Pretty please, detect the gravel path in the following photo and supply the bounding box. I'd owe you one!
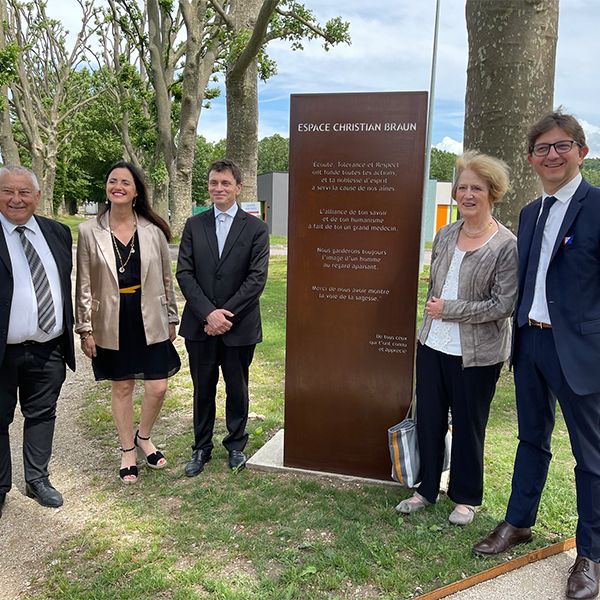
[0,354,103,599]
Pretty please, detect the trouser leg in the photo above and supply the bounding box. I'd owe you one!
[415,343,452,504]
[447,361,502,506]
[221,344,255,452]
[0,347,20,494]
[506,327,557,528]
[186,339,219,454]
[19,343,65,483]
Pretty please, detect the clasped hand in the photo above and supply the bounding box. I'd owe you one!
[204,308,234,336]
[425,296,444,320]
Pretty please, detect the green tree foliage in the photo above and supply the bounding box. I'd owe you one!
[258,134,289,173]
[429,148,456,182]
[582,158,600,187]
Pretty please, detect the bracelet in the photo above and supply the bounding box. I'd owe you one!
[79,330,93,341]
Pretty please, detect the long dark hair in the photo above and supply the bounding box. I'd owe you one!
[101,161,172,242]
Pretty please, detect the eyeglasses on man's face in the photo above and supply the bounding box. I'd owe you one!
[531,140,581,157]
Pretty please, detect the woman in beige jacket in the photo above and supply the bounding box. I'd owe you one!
[76,162,180,483]
[397,151,518,524]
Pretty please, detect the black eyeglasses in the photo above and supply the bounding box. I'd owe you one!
[531,140,581,157]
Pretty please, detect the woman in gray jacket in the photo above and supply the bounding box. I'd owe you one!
[397,151,518,524]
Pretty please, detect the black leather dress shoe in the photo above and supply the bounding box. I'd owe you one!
[473,520,532,556]
[185,449,212,477]
[567,556,600,599]
[228,450,247,471]
[25,478,63,508]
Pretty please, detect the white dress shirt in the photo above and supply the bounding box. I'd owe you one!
[528,173,582,324]
[0,213,64,343]
[214,203,238,256]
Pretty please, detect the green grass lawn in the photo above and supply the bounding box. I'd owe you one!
[28,257,576,600]
[270,234,287,246]
[56,214,87,243]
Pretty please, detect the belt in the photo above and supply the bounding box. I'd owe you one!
[8,338,59,347]
[528,318,552,329]
[119,284,141,294]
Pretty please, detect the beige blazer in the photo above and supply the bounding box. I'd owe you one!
[75,213,178,350]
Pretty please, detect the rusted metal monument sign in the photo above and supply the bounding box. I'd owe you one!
[284,92,428,480]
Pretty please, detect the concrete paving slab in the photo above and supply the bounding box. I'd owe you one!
[247,429,400,488]
[447,548,577,600]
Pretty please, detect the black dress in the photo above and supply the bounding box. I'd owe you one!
[92,231,181,381]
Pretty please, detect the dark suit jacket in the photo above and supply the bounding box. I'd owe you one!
[176,207,269,346]
[0,215,75,370]
[514,178,600,395]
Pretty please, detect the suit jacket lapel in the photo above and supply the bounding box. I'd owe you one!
[36,216,69,285]
[219,208,247,265]
[137,216,151,284]
[95,213,119,286]
[517,199,541,288]
[0,227,11,274]
[202,210,220,264]
[549,181,586,261]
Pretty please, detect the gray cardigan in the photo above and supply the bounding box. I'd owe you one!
[418,219,518,367]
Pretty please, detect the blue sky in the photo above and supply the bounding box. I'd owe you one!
[50,0,600,156]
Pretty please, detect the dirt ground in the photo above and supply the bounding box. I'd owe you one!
[0,355,105,599]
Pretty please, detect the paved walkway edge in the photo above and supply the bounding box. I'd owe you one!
[421,536,576,599]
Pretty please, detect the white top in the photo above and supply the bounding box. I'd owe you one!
[425,248,465,356]
[0,213,64,343]
[528,173,582,324]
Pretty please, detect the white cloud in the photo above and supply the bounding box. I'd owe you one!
[580,120,600,159]
[435,137,463,155]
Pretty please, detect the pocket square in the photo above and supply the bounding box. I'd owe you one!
[563,236,573,246]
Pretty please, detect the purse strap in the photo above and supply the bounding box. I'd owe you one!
[408,390,417,421]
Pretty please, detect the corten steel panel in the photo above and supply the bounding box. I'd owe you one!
[284,92,428,480]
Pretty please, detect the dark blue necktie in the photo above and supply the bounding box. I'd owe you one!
[517,196,558,327]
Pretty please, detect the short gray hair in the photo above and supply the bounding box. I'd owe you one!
[0,165,40,191]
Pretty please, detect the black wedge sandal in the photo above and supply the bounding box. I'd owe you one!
[119,446,139,484]
[134,430,167,469]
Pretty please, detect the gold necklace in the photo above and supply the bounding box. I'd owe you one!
[462,220,494,239]
[110,217,137,273]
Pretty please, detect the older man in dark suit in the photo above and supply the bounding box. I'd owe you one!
[474,111,600,599]
[0,165,75,516]
[177,159,269,475]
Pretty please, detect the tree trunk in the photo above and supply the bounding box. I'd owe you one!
[464,0,559,232]
[30,152,49,215]
[0,0,19,164]
[169,0,219,238]
[43,146,58,215]
[152,177,169,223]
[226,58,259,202]
[224,0,267,203]
[0,91,19,165]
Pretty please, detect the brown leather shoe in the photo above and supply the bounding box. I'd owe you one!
[473,520,532,556]
[567,556,600,599]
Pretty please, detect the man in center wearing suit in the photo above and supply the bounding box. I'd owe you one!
[177,158,269,475]
[474,111,600,599]
[0,165,75,517]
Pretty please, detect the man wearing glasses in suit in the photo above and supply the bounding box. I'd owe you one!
[474,111,600,600]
